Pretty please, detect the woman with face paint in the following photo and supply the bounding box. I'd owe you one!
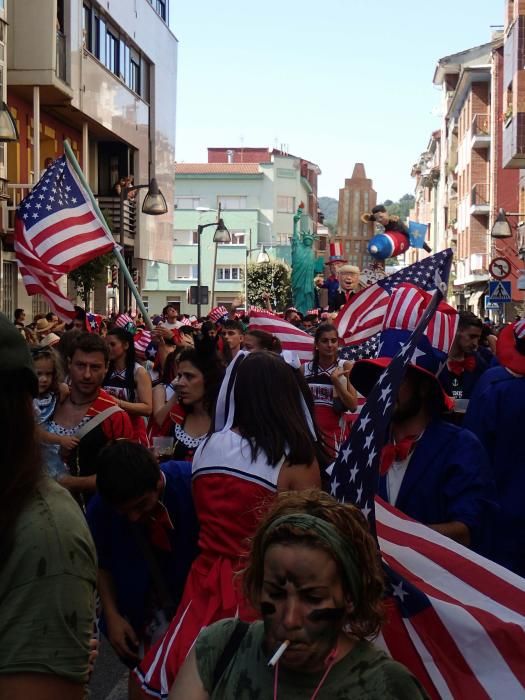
[133,354,324,699]
[170,490,428,700]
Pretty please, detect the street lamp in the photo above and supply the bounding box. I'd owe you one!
[196,204,231,317]
[119,178,168,311]
[491,208,513,239]
[0,102,19,142]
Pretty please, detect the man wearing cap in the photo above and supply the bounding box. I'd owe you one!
[463,319,525,575]
[50,333,134,502]
[329,264,360,312]
[350,286,494,550]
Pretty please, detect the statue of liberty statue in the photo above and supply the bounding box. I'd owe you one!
[291,203,316,315]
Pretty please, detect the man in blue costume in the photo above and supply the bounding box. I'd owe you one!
[87,441,198,668]
[463,319,525,576]
[350,292,494,552]
[437,311,489,401]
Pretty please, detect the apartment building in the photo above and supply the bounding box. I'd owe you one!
[143,147,321,315]
[335,163,377,269]
[409,25,525,317]
[0,0,176,318]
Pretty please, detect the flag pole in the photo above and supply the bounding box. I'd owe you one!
[62,140,153,331]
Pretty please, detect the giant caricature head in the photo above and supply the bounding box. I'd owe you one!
[338,264,360,292]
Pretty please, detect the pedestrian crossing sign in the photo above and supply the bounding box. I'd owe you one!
[488,280,511,302]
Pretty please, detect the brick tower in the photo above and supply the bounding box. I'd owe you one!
[336,163,377,269]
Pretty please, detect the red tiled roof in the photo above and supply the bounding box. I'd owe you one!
[175,163,261,174]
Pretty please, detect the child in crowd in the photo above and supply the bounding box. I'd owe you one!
[32,347,77,478]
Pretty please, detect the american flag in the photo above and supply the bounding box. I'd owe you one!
[209,305,229,324]
[337,249,453,361]
[248,308,313,364]
[329,281,525,697]
[15,155,114,320]
[86,312,103,333]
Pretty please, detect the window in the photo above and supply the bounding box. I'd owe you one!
[83,2,150,102]
[220,229,245,245]
[173,229,195,245]
[168,265,198,280]
[83,5,92,51]
[106,30,119,75]
[277,195,295,213]
[175,196,200,209]
[156,0,167,21]
[148,0,168,23]
[95,15,106,63]
[317,237,327,252]
[165,297,180,313]
[274,233,290,245]
[129,48,140,94]
[216,266,244,281]
[218,196,247,210]
[141,295,149,311]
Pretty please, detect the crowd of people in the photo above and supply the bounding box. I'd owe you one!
[1,263,524,699]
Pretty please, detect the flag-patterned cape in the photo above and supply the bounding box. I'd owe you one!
[14,155,114,320]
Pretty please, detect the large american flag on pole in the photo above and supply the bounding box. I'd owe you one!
[15,155,115,319]
[329,272,525,697]
[337,249,453,361]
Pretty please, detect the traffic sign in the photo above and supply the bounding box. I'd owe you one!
[489,256,511,280]
[488,280,512,302]
[484,295,500,311]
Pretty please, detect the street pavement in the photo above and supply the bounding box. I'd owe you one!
[89,637,129,700]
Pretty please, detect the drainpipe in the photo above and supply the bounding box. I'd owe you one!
[33,86,40,183]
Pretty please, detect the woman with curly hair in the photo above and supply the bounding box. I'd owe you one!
[170,489,428,699]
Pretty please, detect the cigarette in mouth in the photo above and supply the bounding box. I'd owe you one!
[268,640,290,667]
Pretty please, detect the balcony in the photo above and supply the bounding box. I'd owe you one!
[471,113,490,149]
[8,0,73,104]
[97,197,137,246]
[470,183,490,215]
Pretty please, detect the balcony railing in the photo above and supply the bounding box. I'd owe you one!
[6,183,32,232]
[56,32,66,82]
[97,196,137,241]
[471,113,490,147]
[470,183,490,214]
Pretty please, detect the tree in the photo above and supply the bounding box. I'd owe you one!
[385,194,415,220]
[247,260,291,311]
[68,253,115,308]
[68,209,114,307]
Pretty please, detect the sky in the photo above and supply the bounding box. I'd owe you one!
[169,0,499,202]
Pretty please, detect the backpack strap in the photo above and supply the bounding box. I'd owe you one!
[76,404,122,440]
[211,620,250,690]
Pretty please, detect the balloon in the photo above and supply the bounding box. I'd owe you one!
[367,231,410,260]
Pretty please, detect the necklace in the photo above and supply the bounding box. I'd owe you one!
[69,395,94,407]
[272,646,338,700]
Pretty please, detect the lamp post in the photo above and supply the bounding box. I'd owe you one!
[119,178,167,312]
[196,203,231,317]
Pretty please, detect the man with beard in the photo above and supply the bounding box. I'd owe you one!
[437,311,488,401]
[350,336,494,551]
[50,333,134,503]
